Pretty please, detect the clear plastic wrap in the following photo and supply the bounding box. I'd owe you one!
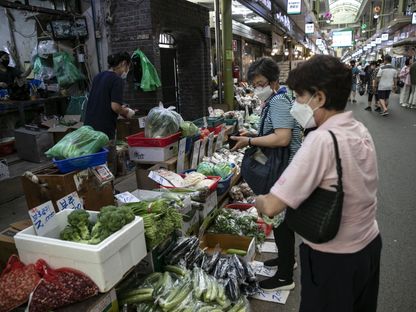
[144,103,183,138]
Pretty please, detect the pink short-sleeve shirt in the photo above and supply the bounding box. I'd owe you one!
[271,111,380,253]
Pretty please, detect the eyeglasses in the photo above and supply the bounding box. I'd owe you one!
[252,80,269,88]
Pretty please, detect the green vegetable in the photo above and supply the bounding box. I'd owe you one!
[59,225,89,243]
[145,105,183,138]
[226,249,247,256]
[66,209,91,240]
[164,265,187,277]
[45,125,109,159]
[180,121,199,137]
[213,162,233,179]
[119,292,154,305]
[119,287,154,299]
[159,278,192,311]
[196,162,215,176]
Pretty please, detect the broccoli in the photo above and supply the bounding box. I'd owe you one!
[60,225,89,243]
[67,209,91,240]
[118,206,135,224]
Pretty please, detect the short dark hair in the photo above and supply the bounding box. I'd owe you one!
[405,58,410,66]
[247,57,280,83]
[350,60,356,66]
[384,54,392,63]
[286,55,351,111]
[370,61,377,66]
[107,52,131,68]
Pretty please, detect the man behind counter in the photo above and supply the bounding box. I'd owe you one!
[0,50,32,90]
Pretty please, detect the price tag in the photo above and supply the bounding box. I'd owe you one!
[138,117,146,128]
[115,191,140,204]
[191,139,201,169]
[215,127,225,151]
[199,138,207,163]
[238,116,244,129]
[207,132,215,157]
[28,201,58,236]
[176,137,187,173]
[203,116,208,128]
[56,192,83,211]
[208,106,214,117]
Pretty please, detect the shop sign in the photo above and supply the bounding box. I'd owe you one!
[393,36,399,42]
[371,41,376,47]
[56,192,83,211]
[400,32,407,39]
[232,40,238,52]
[305,23,314,34]
[176,138,187,173]
[412,12,416,25]
[28,201,57,236]
[316,39,323,46]
[287,0,301,15]
[381,33,389,41]
[376,38,382,44]
[258,0,272,10]
[275,10,293,33]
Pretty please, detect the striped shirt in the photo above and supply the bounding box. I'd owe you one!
[259,89,302,161]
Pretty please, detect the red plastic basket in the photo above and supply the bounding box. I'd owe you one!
[208,124,223,135]
[225,203,272,236]
[161,174,221,192]
[126,132,181,147]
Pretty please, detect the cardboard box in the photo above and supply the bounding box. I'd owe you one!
[10,219,32,231]
[129,142,178,163]
[199,191,218,220]
[15,210,147,293]
[14,126,54,163]
[42,115,83,144]
[0,227,19,271]
[182,208,199,235]
[56,288,119,312]
[21,165,115,212]
[135,158,178,190]
[116,116,145,141]
[200,233,256,262]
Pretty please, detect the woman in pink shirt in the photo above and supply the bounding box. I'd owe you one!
[256,55,381,312]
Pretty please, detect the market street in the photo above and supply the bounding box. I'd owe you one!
[250,92,416,312]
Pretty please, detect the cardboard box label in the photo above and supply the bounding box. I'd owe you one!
[199,138,207,163]
[115,192,140,204]
[28,201,58,236]
[138,117,146,128]
[191,140,201,169]
[176,138,187,173]
[57,192,83,211]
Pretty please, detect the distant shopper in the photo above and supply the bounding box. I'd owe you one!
[256,55,381,312]
[408,60,416,109]
[365,61,379,111]
[348,60,360,103]
[376,55,397,116]
[399,58,412,108]
[84,52,135,139]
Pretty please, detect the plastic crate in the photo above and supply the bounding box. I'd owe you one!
[53,148,109,173]
[208,124,223,135]
[216,172,234,196]
[225,203,272,236]
[193,117,225,128]
[126,131,181,147]
[224,118,237,126]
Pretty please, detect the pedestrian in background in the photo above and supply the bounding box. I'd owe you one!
[255,55,381,312]
[408,59,416,109]
[348,60,360,103]
[365,61,379,111]
[230,57,302,292]
[376,55,397,116]
[399,58,412,108]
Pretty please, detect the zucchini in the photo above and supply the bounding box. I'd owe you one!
[209,279,218,302]
[119,287,153,299]
[119,292,153,305]
[164,265,188,277]
[159,281,192,311]
[226,249,247,256]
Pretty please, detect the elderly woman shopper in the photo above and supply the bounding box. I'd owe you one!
[230,57,302,291]
[255,55,381,312]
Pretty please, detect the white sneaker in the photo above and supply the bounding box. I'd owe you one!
[401,103,409,108]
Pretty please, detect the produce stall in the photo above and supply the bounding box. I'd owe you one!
[1,103,291,311]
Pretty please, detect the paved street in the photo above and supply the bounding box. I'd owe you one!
[250,92,416,311]
[0,92,415,311]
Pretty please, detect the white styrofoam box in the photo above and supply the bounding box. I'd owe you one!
[129,142,178,163]
[199,191,218,220]
[14,210,147,293]
[182,208,199,234]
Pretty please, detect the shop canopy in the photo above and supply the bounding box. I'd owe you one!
[329,0,363,24]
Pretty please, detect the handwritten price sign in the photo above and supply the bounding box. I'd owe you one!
[28,201,57,236]
[57,192,83,211]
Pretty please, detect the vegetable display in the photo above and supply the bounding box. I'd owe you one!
[123,197,183,250]
[59,207,135,245]
[145,104,184,138]
[45,126,109,159]
[229,183,255,204]
[180,121,199,137]
[197,162,233,179]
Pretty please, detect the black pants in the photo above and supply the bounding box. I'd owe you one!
[368,92,379,102]
[274,219,295,281]
[299,235,382,312]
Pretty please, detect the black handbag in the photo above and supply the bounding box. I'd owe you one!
[286,130,344,244]
[397,80,404,88]
[241,93,291,195]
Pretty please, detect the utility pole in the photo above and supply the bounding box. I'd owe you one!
[221,0,234,111]
[214,0,222,105]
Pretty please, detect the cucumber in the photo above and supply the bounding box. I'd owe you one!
[119,287,153,299]
[119,292,153,305]
[164,265,188,277]
[160,281,192,311]
[226,249,247,256]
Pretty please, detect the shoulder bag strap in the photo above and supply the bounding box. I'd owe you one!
[328,130,343,189]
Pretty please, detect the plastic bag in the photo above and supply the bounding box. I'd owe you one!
[53,52,84,87]
[132,49,161,92]
[28,259,99,312]
[145,102,184,138]
[33,56,55,81]
[45,125,109,159]
[0,255,40,312]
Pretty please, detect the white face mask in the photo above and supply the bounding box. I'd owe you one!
[121,71,128,79]
[290,94,320,129]
[254,85,274,102]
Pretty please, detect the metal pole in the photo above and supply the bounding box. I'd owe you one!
[221,0,234,111]
[214,0,222,105]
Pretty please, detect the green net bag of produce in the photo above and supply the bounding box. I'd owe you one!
[45,126,109,159]
[53,52,84,87]
[145,102,184,138]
